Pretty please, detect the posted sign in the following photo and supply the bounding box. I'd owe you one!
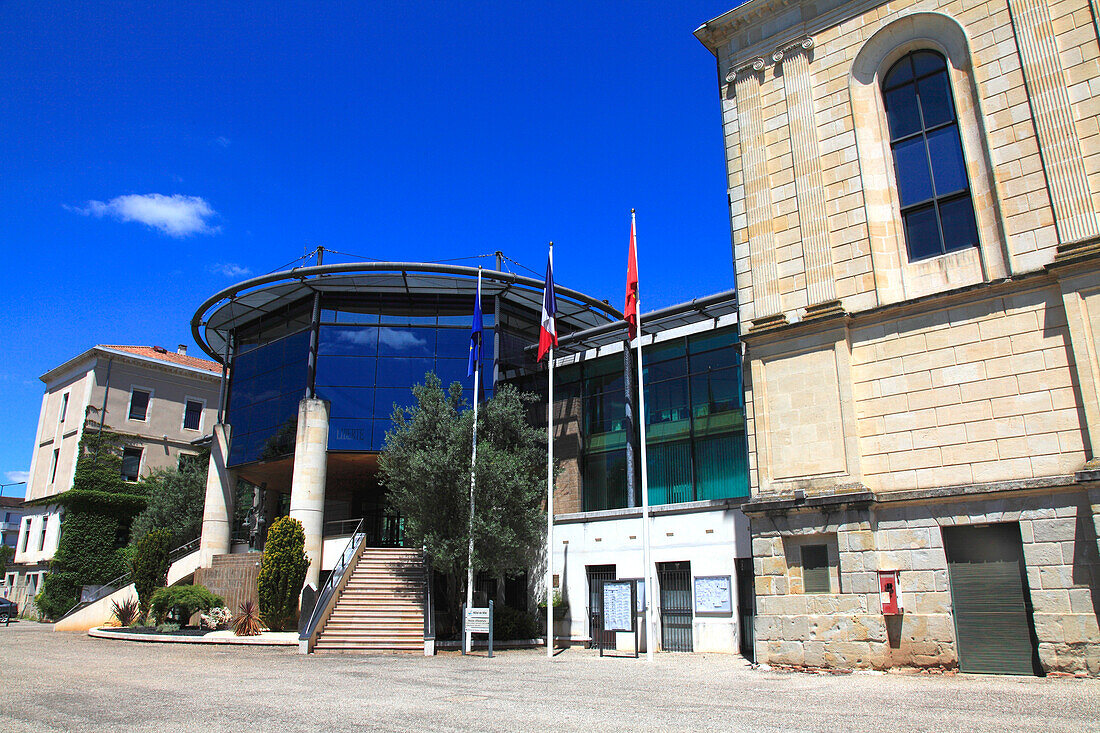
[465,606,491,634]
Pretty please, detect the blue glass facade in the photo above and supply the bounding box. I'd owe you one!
[226,294,499,466]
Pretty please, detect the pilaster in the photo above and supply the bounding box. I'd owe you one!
[775,37,839,311]
[1008,0,1099,244]
[733,59,785,324]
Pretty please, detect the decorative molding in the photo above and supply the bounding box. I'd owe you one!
[772,36,814,63]
[725,56,766,84]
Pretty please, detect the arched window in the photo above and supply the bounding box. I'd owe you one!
[882,50,979,261]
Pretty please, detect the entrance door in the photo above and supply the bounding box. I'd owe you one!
[735,557,755,662]
[657,561,693,652]
[586,565,616,650]
[943,523,1040,675]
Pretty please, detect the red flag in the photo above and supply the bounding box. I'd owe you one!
[625,211,638,340]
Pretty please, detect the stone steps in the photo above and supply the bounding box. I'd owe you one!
[313,547,426,653]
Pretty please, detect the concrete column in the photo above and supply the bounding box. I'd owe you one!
[289,397,330,592]
[199,424,235,568]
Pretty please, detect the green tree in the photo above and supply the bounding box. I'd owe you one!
[130,450,209,550]
[379,374,544,633]
[131,529,172,621]
[0,544,11,578]
[257,516,308,631]
[35,414,147,620]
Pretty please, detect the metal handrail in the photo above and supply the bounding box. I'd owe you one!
[54,535,204,622]
[299,517,366,643]
[423,546,435,643]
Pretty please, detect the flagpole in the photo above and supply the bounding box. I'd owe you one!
[632,210,655,662]
[465,267,481,655]
[546,243,555,659]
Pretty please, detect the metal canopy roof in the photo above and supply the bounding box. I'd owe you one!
[192,262,622,362]
[544,289,739,357]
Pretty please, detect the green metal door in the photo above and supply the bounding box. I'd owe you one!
[943,524,1040,675]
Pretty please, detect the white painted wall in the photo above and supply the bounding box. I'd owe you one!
[551,504,750,653]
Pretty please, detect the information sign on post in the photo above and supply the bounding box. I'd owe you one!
[599,580,639,658]
[461,600,495,658]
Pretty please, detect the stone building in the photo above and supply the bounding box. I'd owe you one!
[696,0,1100,674]
[11,344,219,613]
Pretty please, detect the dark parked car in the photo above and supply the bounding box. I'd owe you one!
[0,597,17,624]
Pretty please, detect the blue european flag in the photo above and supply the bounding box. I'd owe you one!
[467,275,483,379]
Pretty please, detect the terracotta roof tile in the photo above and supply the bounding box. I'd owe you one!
[100,345,221,374]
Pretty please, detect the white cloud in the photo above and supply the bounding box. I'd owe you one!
[67,193,219,237]
[378,328,429,352]
[215,136,231,148]
[4,470,29,485]
[210,263,252,278]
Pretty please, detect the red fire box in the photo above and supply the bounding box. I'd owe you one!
[878,570,902,615]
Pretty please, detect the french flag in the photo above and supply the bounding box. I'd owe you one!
[537,248,557,361]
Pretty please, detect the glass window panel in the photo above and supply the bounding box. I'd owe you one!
[687,329,737,354]
[375,387,418,416]
[436,328,473,357]
[884,84,921,139]
[316,355,377,387]
[437,313,472,326]
[802,545,831,593]
[912,50,946,77]
[334,304,381,324]
[317,386,375,419]
[645,376,691,433]
[917,71,954,128]
[927,126,968,197]
[329,418,372,450]
[372,419,395,451]
[128,390,150,421]
[892,136,934,207]
[644,357,687,384]
[377,327,434,356]
[647,441,692,506]
[183,400,203,430]
[939,195,980,252]
[121,448,142,481]
[691,366,743,419]
[694,434,749,500]
[585,388,626,437]
[904,205,943,260]
[882,57,913,88]
[642,339,686,366]
[688,348,737,374]
[319,326,378,356]
[435,358,469,388]
[376,357,436,387]
[583,450,628,512]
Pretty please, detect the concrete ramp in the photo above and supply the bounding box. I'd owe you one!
[54,548,204,632]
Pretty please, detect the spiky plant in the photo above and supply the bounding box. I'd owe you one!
[112,597,140,627]
[233,600,262,636]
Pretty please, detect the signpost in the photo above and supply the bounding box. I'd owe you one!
[461,600,495,658]
[599,580,639,658]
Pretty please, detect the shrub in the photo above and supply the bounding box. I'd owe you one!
[112,597,140,627]
[257,517,308,631]
[200,606,233,630]
[131,529,172,621]
[150,585,223,625]
[492,605,539,641]
[130,454,208,549]
[233,600,263,636]
[155,622,180,633]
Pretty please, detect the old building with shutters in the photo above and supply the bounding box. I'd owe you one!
[696,0,1100,674]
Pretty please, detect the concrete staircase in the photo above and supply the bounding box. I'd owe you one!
[313,547,426,652]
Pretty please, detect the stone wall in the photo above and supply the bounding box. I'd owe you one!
[751,486,1100,674]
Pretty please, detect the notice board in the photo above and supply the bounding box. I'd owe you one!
[694,575,733,615]
[601,580,636,632]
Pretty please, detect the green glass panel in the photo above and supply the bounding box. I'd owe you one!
[694,433,749,500]
[688,329,737,354]
[647,441,692,506]
[583,450,628,512]
[644,376,690,441]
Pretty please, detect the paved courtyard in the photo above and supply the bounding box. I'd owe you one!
[1,622,1097,732]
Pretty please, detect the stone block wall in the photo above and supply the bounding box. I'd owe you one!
[194,553,262,614]
[751,488,1100,674]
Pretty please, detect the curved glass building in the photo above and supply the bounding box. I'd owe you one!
[191,261,618,586]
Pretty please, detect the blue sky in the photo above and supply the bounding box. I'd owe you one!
[0,1,744,496]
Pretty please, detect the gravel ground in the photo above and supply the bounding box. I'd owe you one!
[2,621,1097,733]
